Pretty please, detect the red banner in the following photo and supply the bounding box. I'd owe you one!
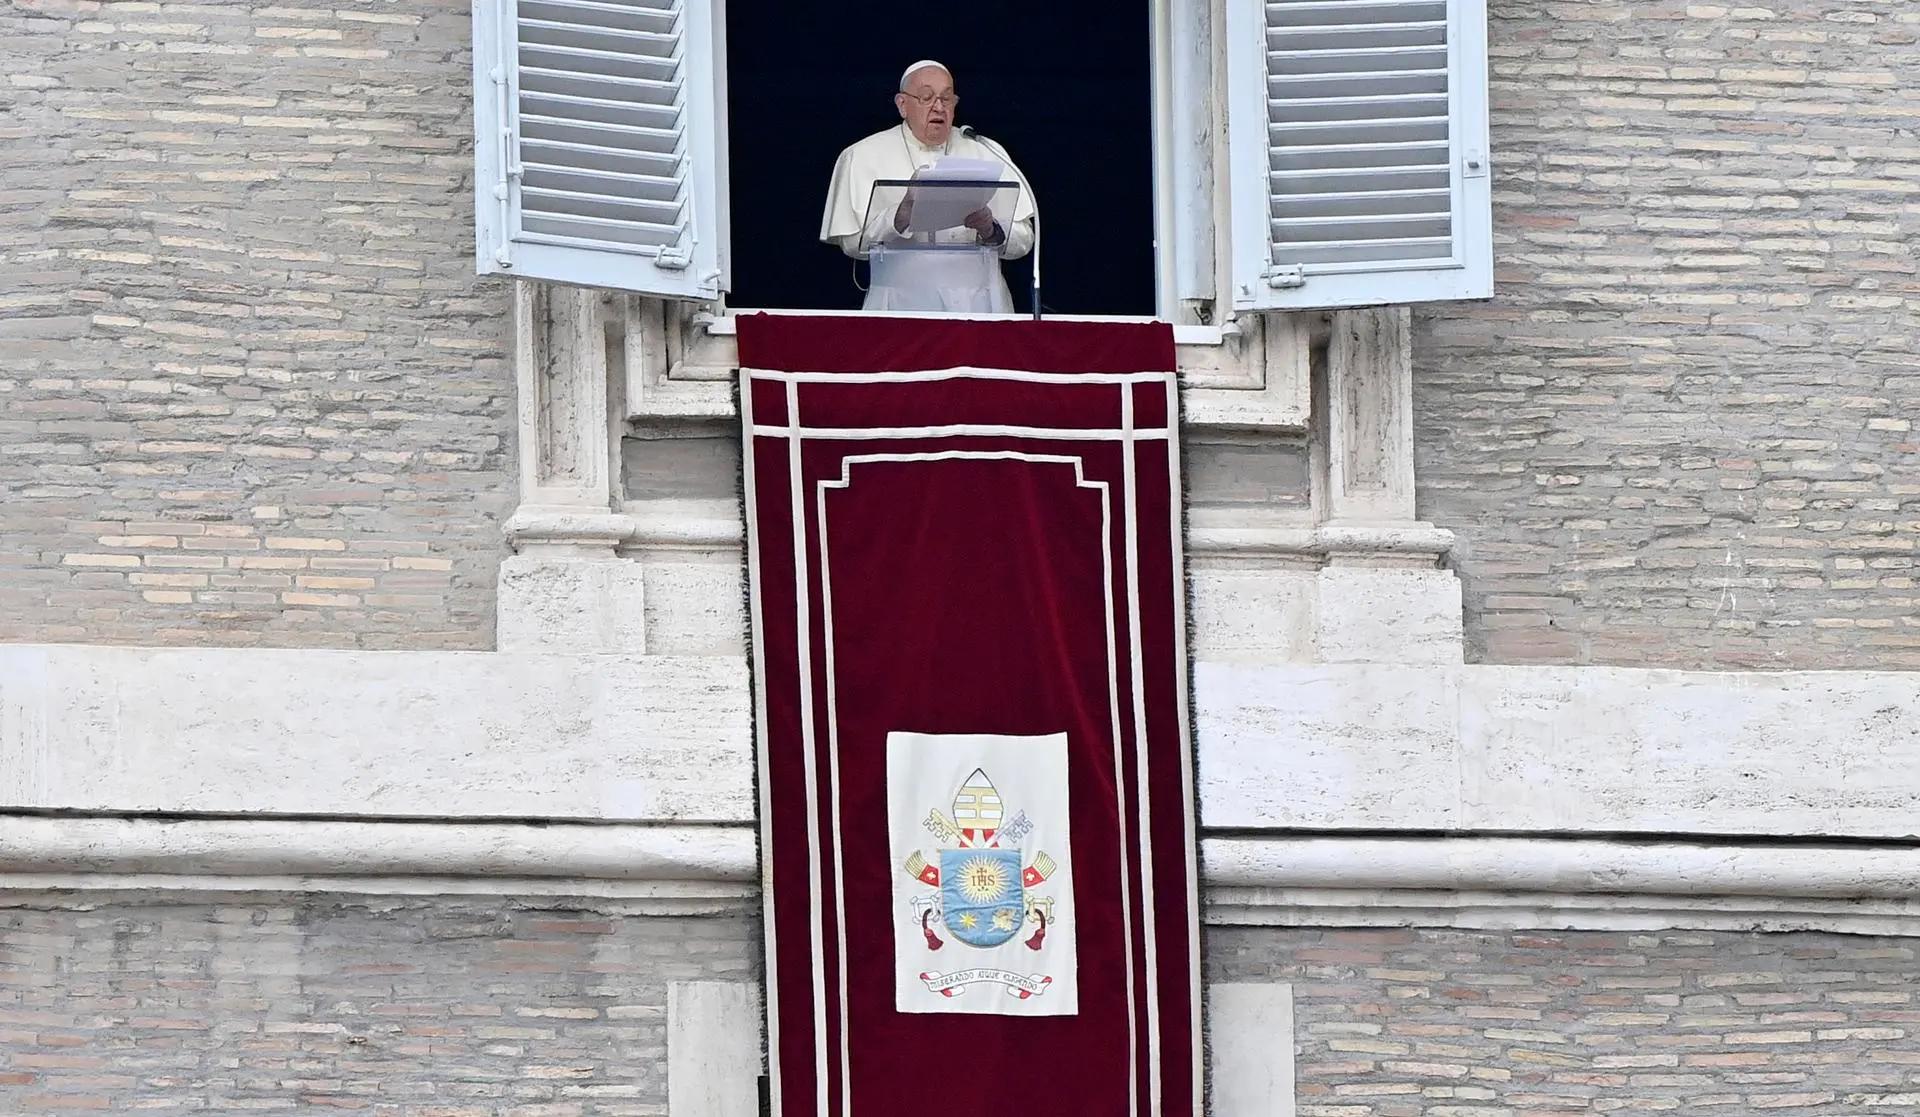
[741,315,1199,1117]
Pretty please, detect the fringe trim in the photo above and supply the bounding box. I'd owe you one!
[732,371,776,1115]
[1176,367,1213,1116]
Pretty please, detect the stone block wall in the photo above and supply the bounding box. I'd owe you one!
[0,0,512,650]
[0,895,759,1114]
[1418,0,1920,669]
[1211,925,1920,1116]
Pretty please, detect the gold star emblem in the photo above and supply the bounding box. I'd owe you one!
[959,912,978,929]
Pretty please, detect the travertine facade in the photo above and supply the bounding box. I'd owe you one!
[3,1,1918,1115]
[1,0,511,650]
[1420,0,1920,669]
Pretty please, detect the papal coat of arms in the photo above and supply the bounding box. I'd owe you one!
[901,767,1061,999]
[886,731,1077,1016]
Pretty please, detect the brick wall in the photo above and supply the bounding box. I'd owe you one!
[0,895,758,1114]
[1210,925,1920,1115]
[0,0,512,650]
[1418,0,1920,669]
[10,0,1917,665]
[7,905,1915,1114]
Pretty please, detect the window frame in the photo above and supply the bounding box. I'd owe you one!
[475,0,1493,322]
[711,0,1222,330]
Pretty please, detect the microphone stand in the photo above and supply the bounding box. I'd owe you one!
[960,125,1041,321]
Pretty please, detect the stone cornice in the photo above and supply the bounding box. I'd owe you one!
[7,819,1917,933]
[505,504,1458,562]
[502,507,633,548]
[1186,521,1455,561]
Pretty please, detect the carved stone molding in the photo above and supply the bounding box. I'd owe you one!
[622,299,1313,430]
[1323,306,1416,525]
[622,295,734,420]
[513,281,619,515]
[0,816,757,881]
[515,289,1462,659]
[503,282,648,651]
[1203,836,1920,935]
[1296,305,1463,660]
[1187,521,1455,561]
[503,508,633,551]
[11,818,1918,935]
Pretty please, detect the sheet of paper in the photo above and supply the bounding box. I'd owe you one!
[904,156,1006,233]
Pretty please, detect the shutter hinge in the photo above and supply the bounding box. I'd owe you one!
[1266,264,1305,289]
[654,243,693,271]
[1463,147,1489,180]
[489,65,514,268]
[493,134,519,269]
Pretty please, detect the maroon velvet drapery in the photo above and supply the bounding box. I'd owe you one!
[741,314,1199,1117]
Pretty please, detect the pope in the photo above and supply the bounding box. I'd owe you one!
[819,60,1037,313]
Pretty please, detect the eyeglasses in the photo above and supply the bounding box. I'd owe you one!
[901,91,960,108]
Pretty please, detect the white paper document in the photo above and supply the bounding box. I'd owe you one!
[904,156,1006,233]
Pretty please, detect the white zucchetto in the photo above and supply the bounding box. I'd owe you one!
[898,60,951,90]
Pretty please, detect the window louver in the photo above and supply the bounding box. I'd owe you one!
[1228,0,1491,309]
[474,0,726,299]
[516,0,687,256]
[1266,0,1453,268]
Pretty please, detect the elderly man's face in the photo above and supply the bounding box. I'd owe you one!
[895,66,957,147]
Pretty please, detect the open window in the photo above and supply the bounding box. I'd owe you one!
[472,0,1492,315]
[720,6,1158,317]
[1224,0,1493,309]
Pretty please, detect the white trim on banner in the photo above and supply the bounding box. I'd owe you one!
[746,366,1175,385]
[753,424,1172,442]
[813,457,856,1112]
[784,379,832,1117]
[747,366,1187,1117]
[1120,387,1163,1110]
[815,450,1139,1112]
[738,377,786,1117]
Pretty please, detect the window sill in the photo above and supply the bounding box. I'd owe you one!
[698,308,1235,348]
[621,297,1311,431]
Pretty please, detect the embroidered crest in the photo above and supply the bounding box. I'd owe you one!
[901,767,1061,996]
[887,731,1078,1016]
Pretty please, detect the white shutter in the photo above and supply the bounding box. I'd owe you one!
[1226,0,1490,310]
[473,0,729,300]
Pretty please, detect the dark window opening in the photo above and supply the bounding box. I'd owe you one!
[724,2,1156,316]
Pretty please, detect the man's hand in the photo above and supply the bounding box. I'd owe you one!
[964,207,1003,245]
[893,192,915,234]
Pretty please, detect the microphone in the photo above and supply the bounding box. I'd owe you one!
[959,125,1041,321]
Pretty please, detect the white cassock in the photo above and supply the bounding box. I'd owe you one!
[820,124,1037,313]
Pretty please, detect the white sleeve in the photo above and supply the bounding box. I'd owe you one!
[970,138,1037,260]
[997,215,1034,261]
[820,146,869,255]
